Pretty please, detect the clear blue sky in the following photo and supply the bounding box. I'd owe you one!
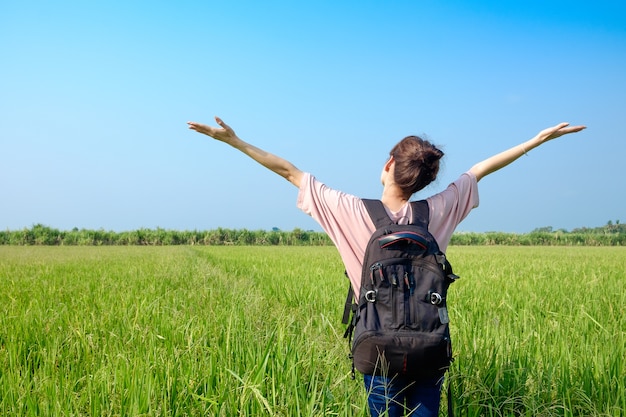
[1,0,624,233]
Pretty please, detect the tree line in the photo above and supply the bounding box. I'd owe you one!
[1,222,624,246]
[0,225,332,246]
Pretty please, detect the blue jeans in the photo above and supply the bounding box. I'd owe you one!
[363,374,443,417]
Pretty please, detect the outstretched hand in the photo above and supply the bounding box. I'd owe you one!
[187,115,303,187]
[469,121,587,181]
[539,122,586,142]
[187,116,238,144]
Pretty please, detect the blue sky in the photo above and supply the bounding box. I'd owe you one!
[1,0,624,233]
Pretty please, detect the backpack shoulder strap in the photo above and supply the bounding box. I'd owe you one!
[343,198,389,349]
[363,198,430,227]
[409,200,430,226]
[362,199,392,228]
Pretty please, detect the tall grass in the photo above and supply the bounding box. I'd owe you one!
[447,246,625,416]
[0,246,362,416]
[0,246,623,416]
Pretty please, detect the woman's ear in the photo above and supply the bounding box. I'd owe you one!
[384,156,395,172]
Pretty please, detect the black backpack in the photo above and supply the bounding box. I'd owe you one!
[343,199,459,378]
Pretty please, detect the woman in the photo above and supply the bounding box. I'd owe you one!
[187,117,585,417]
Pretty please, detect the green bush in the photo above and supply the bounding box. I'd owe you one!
[2,224,624,246]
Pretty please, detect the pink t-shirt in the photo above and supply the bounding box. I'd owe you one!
[296,172,479,297]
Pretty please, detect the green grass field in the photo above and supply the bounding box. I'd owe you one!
[0,246,624,416]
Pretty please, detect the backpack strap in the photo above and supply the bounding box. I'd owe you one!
[341,278,355,325]
[342,272,358,380]
[362,199,393,227]
[362,198,429,227]
[343,199,390,329]
[409,200,430,227]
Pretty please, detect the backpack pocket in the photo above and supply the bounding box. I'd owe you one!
[405,263,449,332]
[367,260,446,331]
[352,330,452,377]
[363,262,408,330]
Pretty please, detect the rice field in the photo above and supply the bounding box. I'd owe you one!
[0,245,624,416]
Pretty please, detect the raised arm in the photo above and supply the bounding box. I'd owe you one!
[187,116,304,188]
[469,122,586,182]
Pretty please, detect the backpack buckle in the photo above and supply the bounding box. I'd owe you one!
[429,291,443,305]
[365,290,377,303]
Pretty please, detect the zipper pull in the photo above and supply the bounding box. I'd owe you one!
[370,262,383,285]
[408,271,415,295]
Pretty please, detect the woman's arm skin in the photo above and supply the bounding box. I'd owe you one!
[187,116,304,188]
[469,122,586,182]
[189,117,585,186]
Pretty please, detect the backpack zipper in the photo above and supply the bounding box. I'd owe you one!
[369,262,384,285]
[372,257,443,277]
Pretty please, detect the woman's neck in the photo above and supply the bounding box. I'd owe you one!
[381,184,409,212]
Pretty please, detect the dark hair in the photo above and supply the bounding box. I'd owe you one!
[389,135,444,197]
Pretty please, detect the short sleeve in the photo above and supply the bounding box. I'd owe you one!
[297,173,375,296]
[426,172,479,252]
